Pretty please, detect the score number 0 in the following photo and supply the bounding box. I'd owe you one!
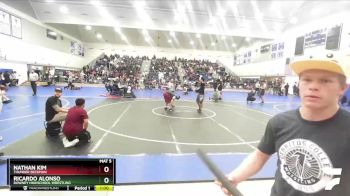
[103,166,110,184]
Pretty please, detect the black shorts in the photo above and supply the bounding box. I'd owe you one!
[196,94,204,103]
[259,89,265,96]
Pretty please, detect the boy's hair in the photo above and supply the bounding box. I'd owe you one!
[75,98,85,106]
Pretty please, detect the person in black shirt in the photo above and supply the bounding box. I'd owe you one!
[3,72,10,86]
[284,82,289,96]
[212,79,218,91]
[217,79,223,100]
[195,77,205,113]
[45,88,68,123]
[246,89,256,104]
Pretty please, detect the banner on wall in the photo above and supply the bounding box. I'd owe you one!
[11,15,22,39]
[70,41,84,57]
[0,9,11,35]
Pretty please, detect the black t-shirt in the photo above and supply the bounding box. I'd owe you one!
[213,81,218,90]
[247,91,255,99]
[258,108,350,196]
[45,96,62,121]
[196,82,205,95]
[218,82,223,91]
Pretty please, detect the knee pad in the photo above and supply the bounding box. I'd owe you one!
[45,122,61,137]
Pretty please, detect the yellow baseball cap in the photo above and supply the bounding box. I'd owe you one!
[290,59,346,76]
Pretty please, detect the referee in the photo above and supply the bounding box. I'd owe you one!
[29,69,39,96]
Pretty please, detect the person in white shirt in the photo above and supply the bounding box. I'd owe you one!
[259,81,267,103]
[255,81,261,96]
[29,70,39,96]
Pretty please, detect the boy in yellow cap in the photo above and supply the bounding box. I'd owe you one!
[218,55,350,196]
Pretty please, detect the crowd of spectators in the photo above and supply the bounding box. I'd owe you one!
[0,53,294,99]
[142,56,232,92]
[178,58,228,91]
[47,53,238,93]
[144,55,180,89]
[82,54,145,89]
[0,71,19,87]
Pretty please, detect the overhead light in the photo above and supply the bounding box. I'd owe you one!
[59,6,68,13]
[85,25,92,30]
[209,17,216,25]
[170,31,175,37]
[289,17,298,24]
[45,0,55,2]
[256,12,263,20]
[90,0,101,7]
[217,8,226,16]
[48,31,57,36]
[96,33,102,39]
[196,33,201,38]
[177,5,185,13]
[185,1,192,10]
[190,40,194,45]
[174,15,182,23]
[142,29,148,35]
[311,7,322,16]
[168,39,172,43]
[231,43,237,48]
[245,37,251,42]
[221,35,226,40]
[271,1,281,10]
[273,25,281,32]
[134,1,146,9]
[114,26,120,32]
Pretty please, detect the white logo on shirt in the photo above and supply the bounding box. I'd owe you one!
[279,139,333,193]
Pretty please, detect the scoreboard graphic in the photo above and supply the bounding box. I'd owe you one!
[8,158,115,191]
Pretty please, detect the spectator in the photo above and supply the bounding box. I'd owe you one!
[293,82,299,96]
[3,71,10,86]
[284,82,289,96]
[10,71,19,86]
[0,73,5,85]
[0,85,12,104]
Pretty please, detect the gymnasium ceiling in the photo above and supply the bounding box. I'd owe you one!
[1,0,350,52]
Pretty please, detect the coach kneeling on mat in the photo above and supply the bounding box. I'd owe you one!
[45,88,68,137]
[62,98,91,148]
[46,88,69,122]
